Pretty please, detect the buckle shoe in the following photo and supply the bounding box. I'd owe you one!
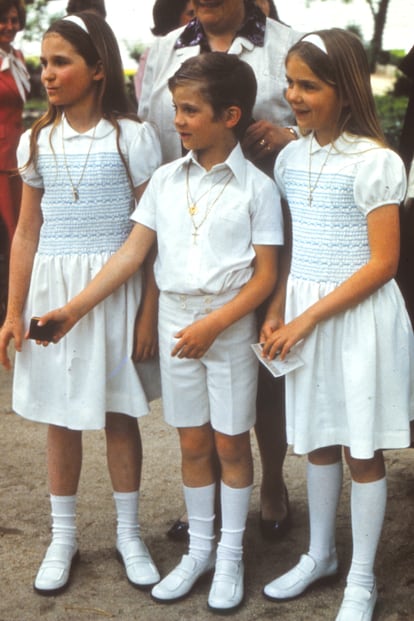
[263,553,338,601]
[34,542,79,595]
[335,582,378,621]
[151,553,215,602]
[208,559,244,612]
[117,538,160,589]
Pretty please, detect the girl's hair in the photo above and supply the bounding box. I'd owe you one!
[151,0,192,36]
[168,52,257,140]
[66,0,106,18]
[27,12,137,185]
[0,0,26,29]
[287,28,386,144]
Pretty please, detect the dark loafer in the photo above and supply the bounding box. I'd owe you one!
[166,519,189,543]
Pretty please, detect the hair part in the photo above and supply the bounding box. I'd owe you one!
[287,28,386,144]
[168,52,257,140]
[0,0,26,29]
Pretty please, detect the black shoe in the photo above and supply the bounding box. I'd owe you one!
[260,488,292,542]
[166,519,189,543]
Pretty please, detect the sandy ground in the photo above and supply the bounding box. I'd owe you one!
[0,358,414,621]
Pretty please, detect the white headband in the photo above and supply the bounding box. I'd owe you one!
[63,15,89,34]
[301,34,328,55]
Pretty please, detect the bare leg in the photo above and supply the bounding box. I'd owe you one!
[47,424,82,495]
[105,412,142,492]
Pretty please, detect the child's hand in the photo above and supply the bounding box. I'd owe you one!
[171,316,220,359]
[132,314,158,362]
[259,316,284,343]
[0,316,24,370]
[262,313,315,360]
[33,305,80,344]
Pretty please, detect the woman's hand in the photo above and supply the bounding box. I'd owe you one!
[242,121,296,162]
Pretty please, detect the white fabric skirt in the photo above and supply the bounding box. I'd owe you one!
[285,276,414,458]
[13,253,155,430]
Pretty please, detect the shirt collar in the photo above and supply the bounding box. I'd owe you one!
[174,1,266,51]
[61,114,113,140]
[175,143,247,186]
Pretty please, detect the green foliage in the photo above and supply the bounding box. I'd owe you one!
[23,0,64,43]
[375,94,408,149]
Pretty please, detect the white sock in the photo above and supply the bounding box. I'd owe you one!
[217,481,252,563]
[307,461,343,562]
[347,477,387,591]
[184,483,216,562]
[113,490,140,550]
[50,494,77,548]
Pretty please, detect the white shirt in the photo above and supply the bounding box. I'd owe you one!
[132,143,283,295]
[138,18,301,163]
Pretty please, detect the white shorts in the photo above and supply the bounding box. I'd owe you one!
[158,291,258,435]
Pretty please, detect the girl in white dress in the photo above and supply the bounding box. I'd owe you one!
[261,29,414,621]
[0,13,161,595]
[29,52,283,612]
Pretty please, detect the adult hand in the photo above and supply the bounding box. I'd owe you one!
[242,120,296,162]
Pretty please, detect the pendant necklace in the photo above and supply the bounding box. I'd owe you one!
[61,121,97,202]
[186,161,233,244]
[308,133,333,208]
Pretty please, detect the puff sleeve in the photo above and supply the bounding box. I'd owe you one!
[354,147,407,216]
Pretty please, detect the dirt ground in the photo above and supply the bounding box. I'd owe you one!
[1,360,413,621]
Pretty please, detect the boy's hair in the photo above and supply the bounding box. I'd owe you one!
[287,28,386,144]
[168,52,257,140]
[26,12,137,186]
[66,0,106,18]
[0,0,26,29]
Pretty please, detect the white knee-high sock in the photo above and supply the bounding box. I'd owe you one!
[347,477,387,591]
[307,461,343,562]
[50,494,77,547]
[113,490,140,549]
[184,483,216,562]
[217,482,252,563]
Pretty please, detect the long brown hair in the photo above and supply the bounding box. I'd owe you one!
[26,12,138,187]
[287,28,386,145]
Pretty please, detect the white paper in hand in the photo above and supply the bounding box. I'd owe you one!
[251,343,304,378]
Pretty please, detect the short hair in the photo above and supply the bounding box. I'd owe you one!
[151,0,190,36]
[66,0,106,19]
[0,0,26,29]
[287,28,385,143]
[168,53,257,139]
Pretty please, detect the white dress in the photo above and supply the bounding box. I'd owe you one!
[13,116,161,430]
[275,132,414,458]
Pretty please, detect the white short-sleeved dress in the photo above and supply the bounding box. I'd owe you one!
[275,132,414,458]
[13,116,161,430]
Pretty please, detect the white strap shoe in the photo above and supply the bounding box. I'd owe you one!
[116,537,160,589]
[151,553,215,602]
[208,559,244,612]
[263,553,338,601]
[335,582,378,621]
[34,542,79,595]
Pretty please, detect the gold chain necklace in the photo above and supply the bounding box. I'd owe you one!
[61,122,97,202]
[308,134,333,208]
[186,161,233,244]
